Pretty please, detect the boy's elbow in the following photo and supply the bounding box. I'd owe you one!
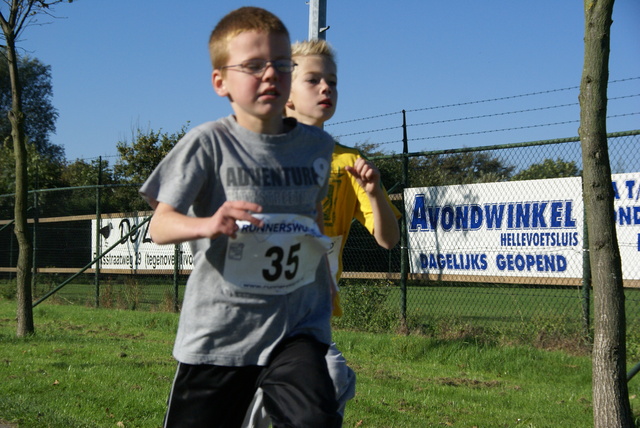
[148,224,165,245]
[381,237,400,250]
[377,230,400,250]
[149,215,171,245]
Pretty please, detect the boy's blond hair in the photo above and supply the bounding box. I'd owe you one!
[209,7,290,70]
[291,39,337,77]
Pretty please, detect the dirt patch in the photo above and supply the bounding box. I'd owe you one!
[431,376,502,389]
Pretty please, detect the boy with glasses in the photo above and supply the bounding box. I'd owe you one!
[140,8,340,428]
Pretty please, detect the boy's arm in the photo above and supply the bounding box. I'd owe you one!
[367,185,401,249]
[149,201,264,245]
[345,158,400,250]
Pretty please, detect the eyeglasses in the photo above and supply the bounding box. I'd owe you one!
[221,59,297,76]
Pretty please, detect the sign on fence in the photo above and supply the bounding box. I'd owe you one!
[89,173,640,284]
[404,173,640,286]
[91,216,193,272]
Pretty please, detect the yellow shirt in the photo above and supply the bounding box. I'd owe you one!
[323,143,402,284]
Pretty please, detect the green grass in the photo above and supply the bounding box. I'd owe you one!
[2,299,640,427]
[341,334,594,427]
[0,301,177,427]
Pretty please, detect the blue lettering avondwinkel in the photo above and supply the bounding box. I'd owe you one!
[550,202,563,228]
[532,202,547,228]
[485,204,505,229]
[410,194,427,231]
[441,206,454,231]
[470,205,483,230]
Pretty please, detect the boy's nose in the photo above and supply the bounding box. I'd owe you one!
[320,80,332,93]
[261,63,279,80]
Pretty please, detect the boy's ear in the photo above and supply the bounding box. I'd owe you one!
[285,98,295,110]
[212,70,229,97]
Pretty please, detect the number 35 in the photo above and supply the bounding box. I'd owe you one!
[262,243,301,282]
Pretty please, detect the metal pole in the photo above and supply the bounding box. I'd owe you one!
[94,157,102,307]
[308,0,328,40]
[174,244,180,312]
[400,110,409,328]
[628,361,640,382]
[31,168,39,294]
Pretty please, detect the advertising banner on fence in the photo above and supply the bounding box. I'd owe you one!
[404,173,640,284]
[91,216,194,271]
[90,172,640,280]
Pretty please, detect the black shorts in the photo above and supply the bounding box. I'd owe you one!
[163,335,340,428]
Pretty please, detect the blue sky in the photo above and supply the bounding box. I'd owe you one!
[14,0,640,162]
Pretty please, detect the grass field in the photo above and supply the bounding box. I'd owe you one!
[1,299,640,427]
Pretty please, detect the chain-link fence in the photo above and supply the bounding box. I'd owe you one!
[1,130,640,342]
[338,130,640,340]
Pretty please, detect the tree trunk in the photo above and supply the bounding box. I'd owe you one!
[5,31,34,337]
[578,0,632,426]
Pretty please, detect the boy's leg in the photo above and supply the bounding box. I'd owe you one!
[326,342,356,417]
[164,362,262,428]
[259,335,341,428]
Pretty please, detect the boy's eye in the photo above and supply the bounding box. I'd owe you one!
[225,59,295,75]
[242,60,265,73]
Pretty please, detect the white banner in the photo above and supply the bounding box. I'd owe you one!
[91,216,193,271]
[404,173,640,282]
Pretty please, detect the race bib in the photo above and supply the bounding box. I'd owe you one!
[223,214,332,295]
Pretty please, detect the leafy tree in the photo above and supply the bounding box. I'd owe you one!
[5,140,65,186]
[0,0,72,337]
[428,151,514,185]
[579,0,632,426]
[511,158,581,181]
[62,158,101,187]
[113,125,188,211]
[0,53,60,159]
[58,157,122,215]
[362,142,515,190]
[0,137,63,191]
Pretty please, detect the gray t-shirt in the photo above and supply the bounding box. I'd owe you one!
[140,116,335,366]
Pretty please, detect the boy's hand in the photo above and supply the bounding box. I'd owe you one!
[344,158,381,195]
[150,201,263,245]
[209,201,264,239]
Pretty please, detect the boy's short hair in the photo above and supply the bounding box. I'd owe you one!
[291,39,337,73]
[209,7,290,70]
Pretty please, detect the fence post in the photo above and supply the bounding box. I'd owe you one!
[173,244,180,312]
[399,110,409,328]
[31,168,39,294]
[581,203,591,338]
[94,157,102,307]
[9,226,14,281]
